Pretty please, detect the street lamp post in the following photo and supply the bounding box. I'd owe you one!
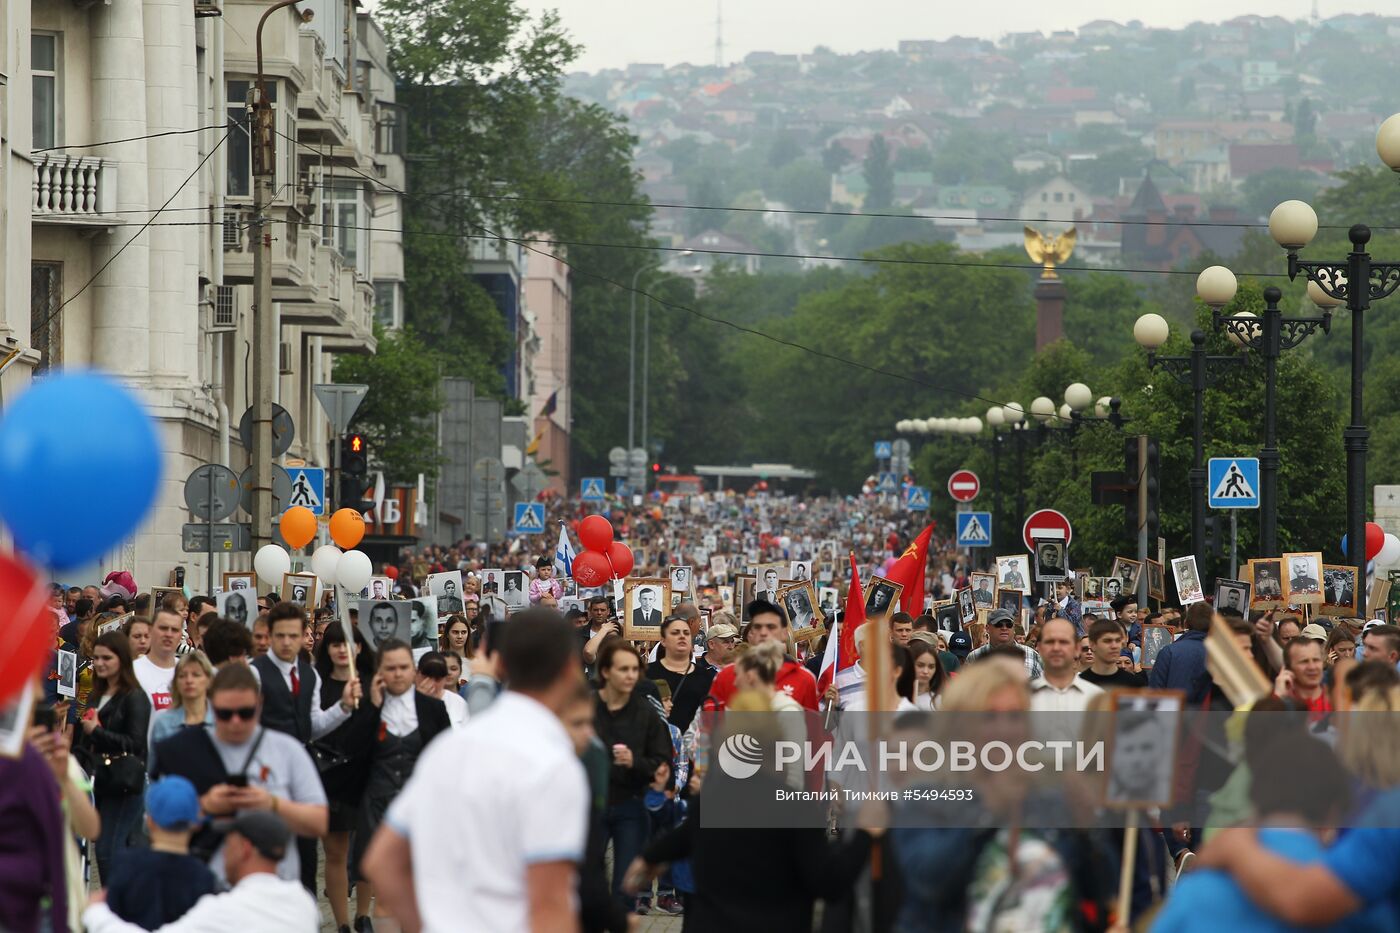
[1134,310,1245,567]
[1265,197,1400,611]
[1200,269,1334,559]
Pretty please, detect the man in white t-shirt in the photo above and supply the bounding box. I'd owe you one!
[133,607,183,714]
[363,609,588,933]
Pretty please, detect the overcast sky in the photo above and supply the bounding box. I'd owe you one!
[514,1,1383,73]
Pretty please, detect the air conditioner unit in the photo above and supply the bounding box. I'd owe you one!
[222,211,244,250]
[211,285,239,332]
[279,341,294,375]
[193,0,222,17]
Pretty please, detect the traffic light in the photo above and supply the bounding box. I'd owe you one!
[1203,514,1226,559]
[339,433,371,513]
[1123,435,1160,545]
[651,462,660,473]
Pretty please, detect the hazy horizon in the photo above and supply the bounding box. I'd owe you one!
[513,1,1392,73]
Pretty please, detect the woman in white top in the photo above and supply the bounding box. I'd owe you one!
[905,640,946,711]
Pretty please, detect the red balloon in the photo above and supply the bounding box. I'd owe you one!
[607,541,635,579]
[1367,522,1386,561]
[0,552,57,708]
[579,515,615,552]
[384,565,400,580]
[573,550,612,588]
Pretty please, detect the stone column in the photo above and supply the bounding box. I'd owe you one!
[1034,276,1066,352]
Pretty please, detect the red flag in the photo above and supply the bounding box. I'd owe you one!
[834,551,866,679]
[886,524,934,615]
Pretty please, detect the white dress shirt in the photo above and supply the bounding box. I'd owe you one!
[248,655,351,740]
[1029,674,1104,713]
[442,689,469,729]
[83,871,319,933]
[381,687,419,737]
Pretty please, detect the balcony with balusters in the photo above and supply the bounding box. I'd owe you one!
[32,156,122,227]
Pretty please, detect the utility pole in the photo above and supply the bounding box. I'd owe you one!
[252,0,310,549]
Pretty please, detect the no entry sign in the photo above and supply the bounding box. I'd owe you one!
[947,470,980,503]
[1023,508,1073,552]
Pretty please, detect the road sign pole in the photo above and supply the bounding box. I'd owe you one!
[1138,435,1149,606]
[1230,511,1239,580]
[207,467,216,596]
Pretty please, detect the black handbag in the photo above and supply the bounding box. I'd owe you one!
[307,740,351,775]
[96,751,146,795]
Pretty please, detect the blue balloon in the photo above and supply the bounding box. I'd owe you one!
[0,371,161,568]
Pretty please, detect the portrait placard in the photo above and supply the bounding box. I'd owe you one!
[1321,565,1360,617]
[1110,557,1142,594]
[623,578,671,642]
[1171,556,1205,605]
[222,572,255,594]
[426,571,466,614]
[1140,625,1173,670]
[777,580,825,642]
[1248,559,1284,610]
[1146,560,1166,602]
[56,649,78,698]
[994,555,1031,593]
[862,575,903,619]
[969,572,996,609]
[956,587,976,626]
[0,688,37,759]
[1104,690,1183,809]
[1032,538,1068,583]
[281,573,318,608]
[357,599,412,652]
[1212,578,1251,616]
[1282,552,1324,606]
[215,590,254,629]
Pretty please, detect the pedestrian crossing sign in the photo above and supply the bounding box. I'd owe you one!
[1208,457,1260,509]
[906,486,931,511]
[877,472,898,494]
[513,502,546,533]
[580,477,606,502]
[287,468,325,515]
[957,511,992,547]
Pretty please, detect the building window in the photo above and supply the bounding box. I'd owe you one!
[374,280,399,328]
[30,262,62,374]
[321,180,367,270]
[32,33,59,150]
[226,80,276,197]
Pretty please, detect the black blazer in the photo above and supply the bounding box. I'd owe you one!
[79,688,151,768]
[340,690,451,801]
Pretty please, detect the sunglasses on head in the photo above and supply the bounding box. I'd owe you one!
[213,706,257,722]
[990,620,1016,629]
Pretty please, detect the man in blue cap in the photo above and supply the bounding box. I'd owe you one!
[102,776,217,929]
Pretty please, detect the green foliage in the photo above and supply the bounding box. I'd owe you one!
[862,136,894,211]
[1315,166,1400,226]
[332,327,445,483]
[1239,168,1322,222]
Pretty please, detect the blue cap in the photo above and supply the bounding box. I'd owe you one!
[146,775,201,830]
[948,631,973,657]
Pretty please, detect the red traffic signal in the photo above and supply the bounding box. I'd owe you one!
[349,433,364,453]
[651,462,660,472]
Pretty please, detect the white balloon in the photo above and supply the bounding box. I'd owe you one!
[311,545,343,584]
[336,549,373,592]
[1378,533,1400,567]
[253,544,291,588]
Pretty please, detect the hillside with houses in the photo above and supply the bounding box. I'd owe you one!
[562,13,1400,275]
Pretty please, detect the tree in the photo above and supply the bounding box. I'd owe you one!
[863,135,894,211]
[332,326,445,483]
[1239,168,1322,222]
[1316,165,1400,225]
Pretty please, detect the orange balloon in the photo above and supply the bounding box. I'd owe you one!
[329,507,366,549]
[280,506,318,550]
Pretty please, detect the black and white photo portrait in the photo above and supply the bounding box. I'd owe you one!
[623,578,671,642]
[971,572,996,608]
[670,565,693,596]
[1106,691,1182,808]
[57,649,78,698]
[410,596,438,648]
[1033,539,1068,582]
[1146,560,1166,602]
[1283,552,1324,605]
[358,600,412,651]
[1213,578,1251,615]
[935,602,962,634]
[995,555,1030,593]
[1171,556,1204,605]
[1110,557,1142,594]
[1250,559,1284,608]
[995,587,1022,617]
[480,569,504,597]
[957,586,976,626]
[1104,576,1123,600]
[709,555,728,580]
[216,590,252,629]
[222,572,255,593]
[368,576,393,601]
[1323,565,1359,615]
[863,576,902,618]
[427,571,465,613]
[818,586,840,615]
[1140,625,1173,669]
[1084,576,1104,601]
[757,566,783,605]
[778,581,823,639]
[281,572,317,608]
[503,571,527,610]
[0,689,35,759]
[789,561,810,582]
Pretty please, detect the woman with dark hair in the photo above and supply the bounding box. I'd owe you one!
[593,637,673,914]
[75,630,151,882]
[313,623,376,933]
[906,639,947,710]
[439,614,473,660]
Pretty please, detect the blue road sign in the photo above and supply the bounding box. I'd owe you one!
[956,511,993,547]
[513,502,546,533]
[877,471,898,494]
[874,440,892,460]
[287,467,326,515]
[906,486,931,511]
[580,477,606,502]
[1208,457,1260,509]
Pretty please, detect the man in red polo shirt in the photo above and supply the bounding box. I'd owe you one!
[708,599,818,711]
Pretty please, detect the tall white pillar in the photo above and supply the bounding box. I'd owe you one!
[90,0,151,374]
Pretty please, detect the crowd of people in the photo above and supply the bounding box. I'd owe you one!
[4,489,1400,932]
